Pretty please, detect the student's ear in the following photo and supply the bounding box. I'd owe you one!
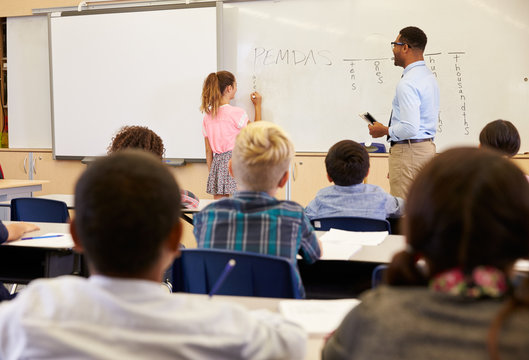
[278,170,289,188]
[326,173,333,183]
[70,219,84,254]
[228,159,234,177]
[166,219,183,258]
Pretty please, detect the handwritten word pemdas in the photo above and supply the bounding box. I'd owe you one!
[450,52,469,135]
[254,48,333,67]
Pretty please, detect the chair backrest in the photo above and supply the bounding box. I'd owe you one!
[10,198,70,223]
[311,216,391,233]
[172,248,302,299]
[371,264,388,288]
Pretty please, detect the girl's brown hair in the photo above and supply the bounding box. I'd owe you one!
[200,71,235,118]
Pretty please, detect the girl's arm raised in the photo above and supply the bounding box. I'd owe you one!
[251,92,262,121]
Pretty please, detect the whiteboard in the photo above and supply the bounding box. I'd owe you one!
[222,0,529,152]
[7,0,529,155]
[49,5,217,159]
[7,16,52,149]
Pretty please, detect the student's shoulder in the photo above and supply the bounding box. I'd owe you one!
[276,199,305,212]
[0,276,86,314]
[362,183,390,194]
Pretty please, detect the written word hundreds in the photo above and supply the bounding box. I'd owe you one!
[254,48,333,66]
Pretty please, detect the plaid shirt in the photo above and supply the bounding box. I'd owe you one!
[193,191,321,295]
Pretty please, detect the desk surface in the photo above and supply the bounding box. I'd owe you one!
[186,293,324,360]
[0,179,49,189]
[1,221,71,249]
[318,232,529,272]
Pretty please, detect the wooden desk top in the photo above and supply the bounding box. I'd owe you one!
[0,179,49,189]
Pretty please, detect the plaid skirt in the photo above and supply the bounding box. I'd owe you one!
[207,151,237,195]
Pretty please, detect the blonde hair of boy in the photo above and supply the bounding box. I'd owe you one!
[230,122,294,193]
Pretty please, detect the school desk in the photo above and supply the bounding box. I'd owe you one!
[0,221,81,283]
[0,180,49,219]
[301,233,529,299]
[186,293,327,360]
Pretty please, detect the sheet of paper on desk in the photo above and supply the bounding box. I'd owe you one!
[279,299,360,335]
[320,242,362,260]
[321,228,388,246]
[6,233,74,248]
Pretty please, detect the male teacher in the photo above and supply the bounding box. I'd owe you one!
[368,26,439,198]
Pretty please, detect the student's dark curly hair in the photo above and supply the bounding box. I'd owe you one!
[107,126,165,159]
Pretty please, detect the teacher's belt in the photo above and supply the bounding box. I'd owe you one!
[390,138,433,147]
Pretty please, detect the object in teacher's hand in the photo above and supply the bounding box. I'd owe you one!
[359,112,377,125]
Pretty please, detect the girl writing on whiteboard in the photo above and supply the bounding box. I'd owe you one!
[200,71,261,199]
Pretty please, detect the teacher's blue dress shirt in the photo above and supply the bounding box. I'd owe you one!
[388,60,440,141]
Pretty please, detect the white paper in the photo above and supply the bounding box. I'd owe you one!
[515,259,529,272]
[321,228,388,246]
[279,299,360,335]
[5,233,74,248]
[320,242,362,261]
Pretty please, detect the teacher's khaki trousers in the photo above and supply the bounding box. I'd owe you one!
[388,140,436,199]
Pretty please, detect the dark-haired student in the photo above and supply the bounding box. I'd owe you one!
[0,221,39,301]
[322,147,529,360]
[305,140,403,221]
[108,125,199,209]
[479,119,520,157]
[0,150,306,359]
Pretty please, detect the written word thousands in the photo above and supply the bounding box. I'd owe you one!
[254,48,333,66]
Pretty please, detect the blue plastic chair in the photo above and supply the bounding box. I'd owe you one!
[311,216,391,233]
[10,198,70,223]
[371,264,388,288]
[171,248,302,299]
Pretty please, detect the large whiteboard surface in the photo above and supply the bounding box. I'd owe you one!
[223,0,529,152]
[7,16,52,149]
[50,6,217,159]
[7,0,529,155]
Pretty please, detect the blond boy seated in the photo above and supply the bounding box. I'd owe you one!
[193,122,321,297]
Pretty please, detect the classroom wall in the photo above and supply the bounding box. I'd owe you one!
[0,1,77,17]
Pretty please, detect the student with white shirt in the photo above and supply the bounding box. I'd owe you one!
[0,150,306,359]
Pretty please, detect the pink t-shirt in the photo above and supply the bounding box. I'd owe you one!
[202,104,249,154]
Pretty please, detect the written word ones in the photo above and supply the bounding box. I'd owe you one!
[254,48,333,66]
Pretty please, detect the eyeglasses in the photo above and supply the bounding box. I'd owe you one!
[391,41,412,49]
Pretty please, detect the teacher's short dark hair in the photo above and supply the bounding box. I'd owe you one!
[399,26,427,51]
[73,150,181,276]
[325,140,369,186]
[479,119,520,157]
